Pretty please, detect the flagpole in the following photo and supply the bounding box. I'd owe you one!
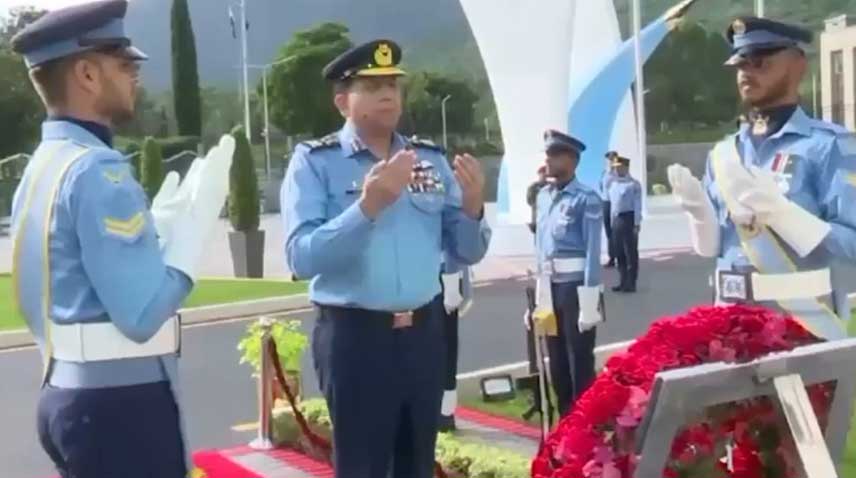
[240,0,251,141]
[755,0,765,17]
[632,0,647,213]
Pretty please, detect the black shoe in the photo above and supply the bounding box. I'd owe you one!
[624,285,637,293]
[438,415,456,432]
[605,260,616,268]
[612,285,625,292]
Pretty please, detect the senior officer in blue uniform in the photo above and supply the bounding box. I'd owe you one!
[438,255,473,432]
[9,2,233,477]
[532,130,603,416]
[608,155,642,293]
[281,39,491,478]
[668,17,856,340]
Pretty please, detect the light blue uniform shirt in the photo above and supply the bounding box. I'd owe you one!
[282,122,491,311]
[10,120,192,390]
[703,107,856,316]
[608,175,642,225]
[535,179,602,287]
[599,170,617,202]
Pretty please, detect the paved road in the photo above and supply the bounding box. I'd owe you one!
[3,252,854,477]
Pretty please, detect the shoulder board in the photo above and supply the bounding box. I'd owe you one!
[409,136,445,153]
[301,133,340,152]
[808,117,848,135]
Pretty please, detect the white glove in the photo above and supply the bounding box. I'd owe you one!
[162,135,236,280]
[441,272,464,314]
[733,165,831,257]
[667,164,720,257]
[150,167,203,250]
[577,285,603,333]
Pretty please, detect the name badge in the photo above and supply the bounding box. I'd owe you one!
[718,271,752,303]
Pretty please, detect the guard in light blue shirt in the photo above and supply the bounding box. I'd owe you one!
[438,254,473,432]
[669,16,856,341]
[600,151,619,267]
[607,155,642,293]
[8,2,217,477]
[534,129,603,416]
[281,39,491,478]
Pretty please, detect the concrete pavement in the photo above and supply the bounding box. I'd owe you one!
[0,198,692,283]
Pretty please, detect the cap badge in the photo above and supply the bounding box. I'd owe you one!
[374,43,393,67]
[732,19,746,35]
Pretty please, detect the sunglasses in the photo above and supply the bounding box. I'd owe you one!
[730,47,795,69]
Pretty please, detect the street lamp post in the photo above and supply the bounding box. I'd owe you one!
[755,0,765,17]
[248,55,298,179]
[441,94,452,150]
[240,0,251,141]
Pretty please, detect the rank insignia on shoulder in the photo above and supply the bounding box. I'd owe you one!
[303,133,340,152]
[409,136,445,153]
[102,169,126,184]
[103,211,146,241]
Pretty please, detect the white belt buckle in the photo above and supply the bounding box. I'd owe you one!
[718,270,753,303]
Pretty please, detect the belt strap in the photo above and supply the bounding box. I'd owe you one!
[50,317,180,363]
[544,257,585,274]
[718,269,831,303]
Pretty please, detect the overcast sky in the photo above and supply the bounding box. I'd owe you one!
[0,0,129,19]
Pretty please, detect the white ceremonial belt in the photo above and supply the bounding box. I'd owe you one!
[717,268,831,303]
[50,317,180,363]
[543,257,586,275]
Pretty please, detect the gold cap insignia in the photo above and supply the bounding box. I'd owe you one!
[374,43,393,67]
[732,19,746,35]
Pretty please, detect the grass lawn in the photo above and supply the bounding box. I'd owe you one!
[0,273,307,332]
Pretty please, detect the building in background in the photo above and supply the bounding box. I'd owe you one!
[821,14,856,131]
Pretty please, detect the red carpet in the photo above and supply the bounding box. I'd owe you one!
[192,449,264,478]
[457,406,541,440]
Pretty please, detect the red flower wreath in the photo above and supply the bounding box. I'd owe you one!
[531,305,835,478]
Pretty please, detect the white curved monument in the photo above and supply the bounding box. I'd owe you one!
[459,0,578,225]
[569,0,640,188]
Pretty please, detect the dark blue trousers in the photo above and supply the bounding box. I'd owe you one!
[603,201,616,263]
[312,295,445,478]
[37,381,186,478]
[546,281,596,417]
[613,212,639,289]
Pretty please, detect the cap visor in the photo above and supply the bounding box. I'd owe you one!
[725,43,797,65]
[355,66,407,77]
[124,46,148,61]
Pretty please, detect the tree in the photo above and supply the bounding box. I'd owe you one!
[201,87,242,146]
[115,87,165,138]
[140,137,164,201]
[170,0,202,136]
[267,23,352,137]
[0,50,43,157]
[0,7,46,47]
[229,125,259,232]
[644,21,738,130]
[402,71,479,137]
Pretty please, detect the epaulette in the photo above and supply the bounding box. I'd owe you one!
[301,133,340,152]
[808,117,849,135]
[409,136,445,153]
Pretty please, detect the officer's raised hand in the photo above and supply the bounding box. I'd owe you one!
[360,149,417,219]
[453,153,485,219]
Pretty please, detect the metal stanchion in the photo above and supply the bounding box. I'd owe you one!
[249,316,275,450]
